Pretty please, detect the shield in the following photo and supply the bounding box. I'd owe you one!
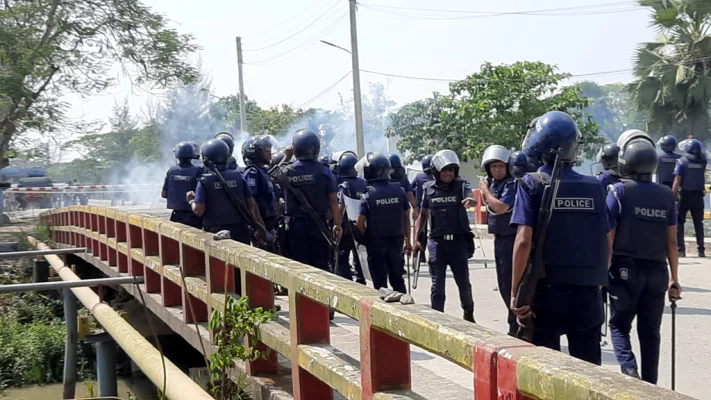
[342,195,372,281]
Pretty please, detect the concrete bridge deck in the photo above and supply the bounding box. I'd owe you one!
[41,206,700,400]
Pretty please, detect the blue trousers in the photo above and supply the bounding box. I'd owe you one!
[337,233,366,284]
[494,235,517,336]
[170,210,202,229]
[429,237,474,313]
[367,236,406,293]
[286,216,331,273]
[532,284,604,365]
[608,256,668,384]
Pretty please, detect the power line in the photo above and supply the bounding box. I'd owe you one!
[298,71,352,108]
[245,11,348,65]
[359,1,643,20]
[360,67,634,83]
[243,0,343,51]
[242,0,338,41]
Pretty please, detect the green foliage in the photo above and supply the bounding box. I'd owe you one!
[388,61,603,164]
[0,317,65,389]
[208,296,274,400]
[0,0,198,169]
[630,0,711,140]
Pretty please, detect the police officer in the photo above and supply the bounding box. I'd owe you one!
[356,153,411,293]
[215,131,239,171]
[673,138,707,257]
[389,153,418,216]
[335,151,368,284]
[413,150,477,322]
[412,154,434,262]
[510,111,609,365]
[510,151,529,179]
[243,136,279,251]
[596,142,621,187]
[479,145,518,336]
[656,135,681,188]
[281,129,342,272]
[187,139,266,243]
[161,142,203,229]
[606,129,682,383]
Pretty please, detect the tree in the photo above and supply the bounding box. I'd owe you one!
[630,0,711,141]
[388,61,603,164]
[0,0,198,169]
[579,82,646,141]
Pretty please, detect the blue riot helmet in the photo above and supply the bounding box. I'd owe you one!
[421,154,434,174]
[510,151,529,178]
[293,129,320,161]
[684,138,704,162]
[215,132,235,155]
[319,155,330,165]
[618,131,658,182]
[187,141,200,160]
[254,135,274,164]
[242,137,258,166]
[597,142,620,172]
[388,153,406,180]
[201,139,231,167]
[174,142,195,161]
[431,149,460,180]
[336,151,359,178]
[363,153,391,181]
[270,149,286,169]
[524,111,580,165]
[657,135,677,153]
[481,145,511,178]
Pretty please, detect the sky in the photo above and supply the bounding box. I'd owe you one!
[59,0,656,143]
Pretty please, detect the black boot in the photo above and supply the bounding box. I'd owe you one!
[622,367,640,379]
[463,311,475,323]
[699,248,706,257]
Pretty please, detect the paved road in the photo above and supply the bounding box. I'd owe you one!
[404,237,709,400]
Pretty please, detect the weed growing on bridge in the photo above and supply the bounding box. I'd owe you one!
[208,296,274,400]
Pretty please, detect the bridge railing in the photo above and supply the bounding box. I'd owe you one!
[41,205,694,400]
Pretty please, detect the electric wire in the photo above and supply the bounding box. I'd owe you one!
[243,0,343,51]
[245,11,348,65]
[242,0,338,41]
[298,70,352,108]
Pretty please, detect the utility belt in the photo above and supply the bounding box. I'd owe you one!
[430,233,469,241]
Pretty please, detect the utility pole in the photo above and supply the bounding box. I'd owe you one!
[236,36,247,134]
[349,0,365,158]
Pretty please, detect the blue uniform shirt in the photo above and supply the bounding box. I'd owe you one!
[283,160,337,217]
[421,180,473,208]
[606,183,676,230]
[412,172,435,210]
[597,170,620,188]
[393,176,413,194]
[195,172,252,204]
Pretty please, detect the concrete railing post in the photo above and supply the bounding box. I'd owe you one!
[62,289,78,399]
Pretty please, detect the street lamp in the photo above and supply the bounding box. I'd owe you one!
[320,38,365,158]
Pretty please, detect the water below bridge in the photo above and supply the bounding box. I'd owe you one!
[2,376,158,399]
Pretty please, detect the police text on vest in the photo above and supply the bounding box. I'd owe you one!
[634,207,666,219]
[554,198,594,210]
[173,175,191,181]
[376,197,399,206]
[288,175,315,183]
[430,196,458,204]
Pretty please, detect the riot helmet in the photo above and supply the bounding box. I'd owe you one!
[597,142,620,173]
[421,154,434,174]
[335,151,358,178]
[481,145,511,179]
[293,129,320,161]
[431,149,460,181]
[657,135,677,153]
[319,155,330,166]
[388,153,406,180]
[509,151,529,179]
[683,138,704,162]
[174,142,195,162]
[523,111,580,165]
[201,139,231,167]
[215,132,235,154]
[270,150,286,169]
[363,153,391,182]
[618,131,658,182]
[242,137,257,166]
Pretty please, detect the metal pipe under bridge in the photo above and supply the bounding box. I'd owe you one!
[39,205,695,400]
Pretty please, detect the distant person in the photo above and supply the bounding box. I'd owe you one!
[162,142,202,229]
[656,135,681,189]
[673,138,707,257]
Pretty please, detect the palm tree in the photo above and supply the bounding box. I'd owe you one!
[630,0,711,141]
